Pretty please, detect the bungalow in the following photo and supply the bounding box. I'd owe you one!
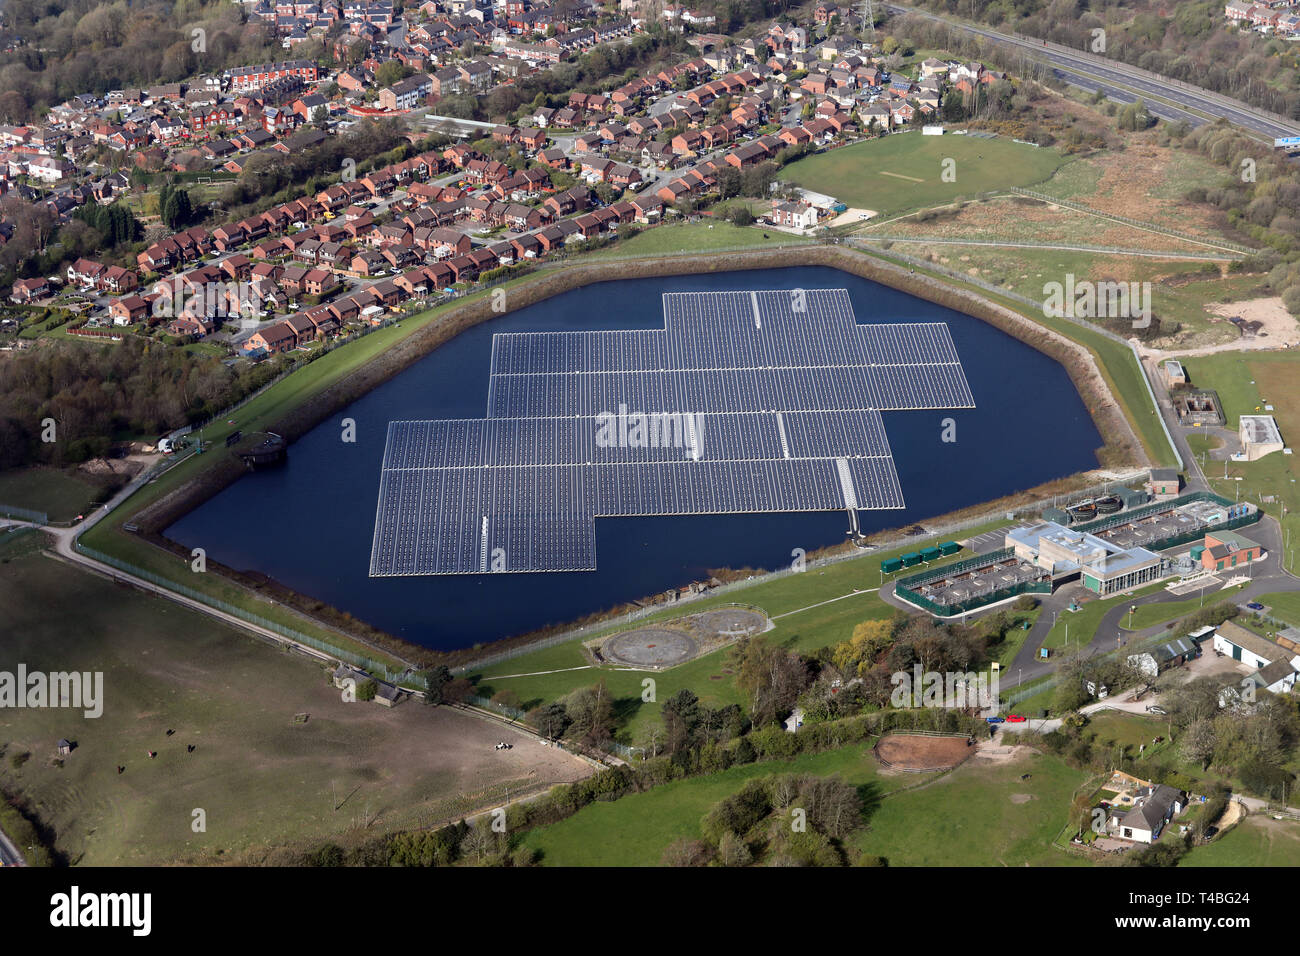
[1110,784,1186,844]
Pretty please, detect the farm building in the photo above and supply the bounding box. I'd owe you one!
[1212,621,1300,697]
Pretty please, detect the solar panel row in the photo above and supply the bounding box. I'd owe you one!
[370,455,906,575]
[370,289,975,576]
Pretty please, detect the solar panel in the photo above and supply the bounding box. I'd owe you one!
[370,288,976,575]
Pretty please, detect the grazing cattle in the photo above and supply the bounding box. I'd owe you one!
[118,766,125,774]
[147,750,157,759]
[166,729,175,736]
[187,745,195,753]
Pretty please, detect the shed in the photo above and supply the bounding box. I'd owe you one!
[881,557,903,573]
[1119,487,1147,508]
[920,546,942,562]
[56,739,73,756]
[901,551,922,567]
[939,541,962,556]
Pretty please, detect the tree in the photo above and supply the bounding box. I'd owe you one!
[421,666,452,704]
[375,60,413,89]
[1181,718,1217,769]
[565,681,614,746]
[661,688,701,753]
[535,701,571,740]
[356,679,378,701]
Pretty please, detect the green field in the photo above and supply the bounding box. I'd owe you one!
[521,741,1091,866]
[1254,592,1300,625]
[0,549,588,865]
[521,741,901,866]
[1182,815,1300,866]
[0,468,102,522]
[471,522,1013,745]
[1173,352,1300,570]
[852,749,1090,866]
[783,134,1068,218]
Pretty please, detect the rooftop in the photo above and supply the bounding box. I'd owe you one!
[1241,414,1283,445]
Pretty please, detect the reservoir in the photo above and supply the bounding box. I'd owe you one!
[167,266,1103,651]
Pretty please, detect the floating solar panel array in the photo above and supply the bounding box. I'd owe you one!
[370,289,975,575]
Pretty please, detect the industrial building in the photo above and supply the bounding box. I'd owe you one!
[1162,359,1187,387]
[1147,468,1181,499]
[1195,529,1264,572]
[1006,522,1163,596]
[1239,414,1284,461]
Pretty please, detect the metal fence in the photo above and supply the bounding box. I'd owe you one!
[896,547,1016,589]
[898,578,1052,619]
[74,542,408,682]
[854,242,1183,470]
[1008,188,1254,255]
[0,503,48,524]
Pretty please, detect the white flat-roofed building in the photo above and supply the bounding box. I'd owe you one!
[1006,522,1163,596]
[1240,414,1284,461]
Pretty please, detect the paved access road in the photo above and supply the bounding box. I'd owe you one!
[885,3,1300,143]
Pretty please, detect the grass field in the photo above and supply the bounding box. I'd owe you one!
[1253,592,1300,625]
[851,749,1090,866]
[0,549,591,865]
[1172,352,1300,571]
[783,134,1067,219]
[0,468,102,522]
[520,740,919,866]
[1182,815,1300,866]
[521,741,1092,866]
[471,521,1013,745]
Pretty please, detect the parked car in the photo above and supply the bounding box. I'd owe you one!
[985,716,1005,724]
[1146,705,1167,715]
[1005,714,1026,723]
[1246,602,1265,611]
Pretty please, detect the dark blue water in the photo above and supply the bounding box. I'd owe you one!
[168,266,1102,650]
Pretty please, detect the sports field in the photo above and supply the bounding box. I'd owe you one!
[782,133,1067,218]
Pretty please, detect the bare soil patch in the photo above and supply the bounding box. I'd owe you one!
[874,733,975,772]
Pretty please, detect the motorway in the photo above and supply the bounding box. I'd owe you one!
[885,3,1300,143]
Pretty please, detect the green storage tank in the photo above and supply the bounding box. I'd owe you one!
[901,551,922,567]
[881,557,903,573]
[920,546,942,562]
[939,541,962,556]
